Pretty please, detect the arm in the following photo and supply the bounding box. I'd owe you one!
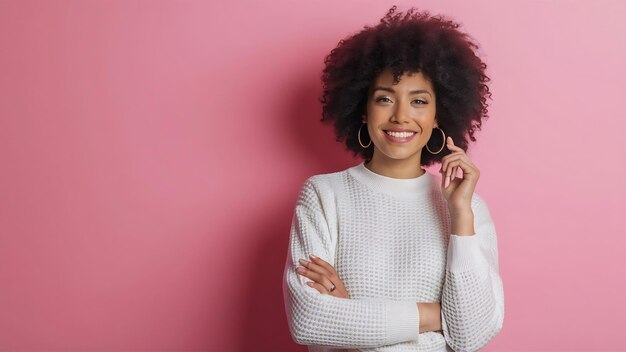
[440,194,505,352]
[282,179,421,348]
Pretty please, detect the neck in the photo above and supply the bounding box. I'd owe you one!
[364,152,425,179]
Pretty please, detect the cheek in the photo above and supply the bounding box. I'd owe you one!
[366,109,389,125]
[416,107,436,122]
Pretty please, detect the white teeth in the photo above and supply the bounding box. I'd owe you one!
[385,131,415,138]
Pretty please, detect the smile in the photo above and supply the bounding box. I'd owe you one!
[384,130,416,143]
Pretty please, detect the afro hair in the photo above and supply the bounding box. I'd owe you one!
[320,5,492,166]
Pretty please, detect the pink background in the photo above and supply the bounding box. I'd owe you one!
[1,0,625,350]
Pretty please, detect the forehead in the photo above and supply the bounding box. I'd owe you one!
[372,69,433,90]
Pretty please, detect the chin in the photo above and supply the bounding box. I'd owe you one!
[380,151,421,161]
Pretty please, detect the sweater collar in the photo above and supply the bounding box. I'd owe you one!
[347,161,434,198]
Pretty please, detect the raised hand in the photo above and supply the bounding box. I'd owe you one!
[440,136,480,211]
[296,255,350,298]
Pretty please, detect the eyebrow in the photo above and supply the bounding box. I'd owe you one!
[372,86,433,97]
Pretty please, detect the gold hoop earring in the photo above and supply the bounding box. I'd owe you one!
[426,127,446,154]
[358,123,372,148]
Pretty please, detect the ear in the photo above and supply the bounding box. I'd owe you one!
[361,114,367,123]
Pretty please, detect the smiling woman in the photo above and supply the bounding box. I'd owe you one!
[362,70,437,178]
[282,5,504,352]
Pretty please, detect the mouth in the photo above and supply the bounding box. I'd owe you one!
[383,130,417,143]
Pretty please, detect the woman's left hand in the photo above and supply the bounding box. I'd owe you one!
[440,136,480,211]
[296,255,350,299]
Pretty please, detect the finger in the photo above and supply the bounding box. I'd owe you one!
[306,281,331,294]
[446,158,476,179]
[455,166,460,180]
[444,156,463,184]
[440,154,451,174]
[442,151,475,175]
[440,151,464,174]
[454,165,463,180]
[309,255,338,276]
[447,136,462,151]
[440,168,446,189]
[296,266,338,291]
[446,161,462,187]
[295,266,326,284]
[306,281,326,293]
[299,258,331,277]
[444,165,451,188]
[455,157,476,173]
[302,271,335,293]
[445,160,462,174]
[303,257,343,295]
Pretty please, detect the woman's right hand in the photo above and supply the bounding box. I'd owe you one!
[296,254,350,298]
[417,302,442,332]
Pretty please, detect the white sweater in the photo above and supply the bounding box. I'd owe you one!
[282,161,504,352]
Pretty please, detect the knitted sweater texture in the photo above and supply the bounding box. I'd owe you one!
[282,161,504,352]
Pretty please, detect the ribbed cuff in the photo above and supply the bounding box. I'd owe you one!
[446,233,487,273]
[384,300,420,344]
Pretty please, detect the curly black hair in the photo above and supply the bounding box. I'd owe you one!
[320,5,492,166]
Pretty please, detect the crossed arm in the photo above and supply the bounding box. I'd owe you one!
[295,254,443,334]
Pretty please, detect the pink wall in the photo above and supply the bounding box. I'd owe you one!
[1,0,625,350]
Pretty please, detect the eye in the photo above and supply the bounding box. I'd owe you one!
[375,96,393,103]
[412,99,428,105]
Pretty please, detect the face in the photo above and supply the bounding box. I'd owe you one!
[363,69,437,165]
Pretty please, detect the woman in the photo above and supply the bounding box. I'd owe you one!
[282,6,504,352]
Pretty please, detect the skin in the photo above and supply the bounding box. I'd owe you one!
[296,69,480,334]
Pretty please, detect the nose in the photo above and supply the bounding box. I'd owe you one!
[390,101,410,124]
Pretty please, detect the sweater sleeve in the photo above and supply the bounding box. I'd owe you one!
[282,179,421,348]
[440,193,505,352]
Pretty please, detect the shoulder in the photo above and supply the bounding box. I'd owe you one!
[300,168,348,197]
[294,169,346,220]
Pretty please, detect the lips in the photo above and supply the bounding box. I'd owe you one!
[383,130,416,143]
[384,130,416,138]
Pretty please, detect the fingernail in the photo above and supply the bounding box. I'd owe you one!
[444,176,450,188]
[296,267,305,273]
[309,254,318,260]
